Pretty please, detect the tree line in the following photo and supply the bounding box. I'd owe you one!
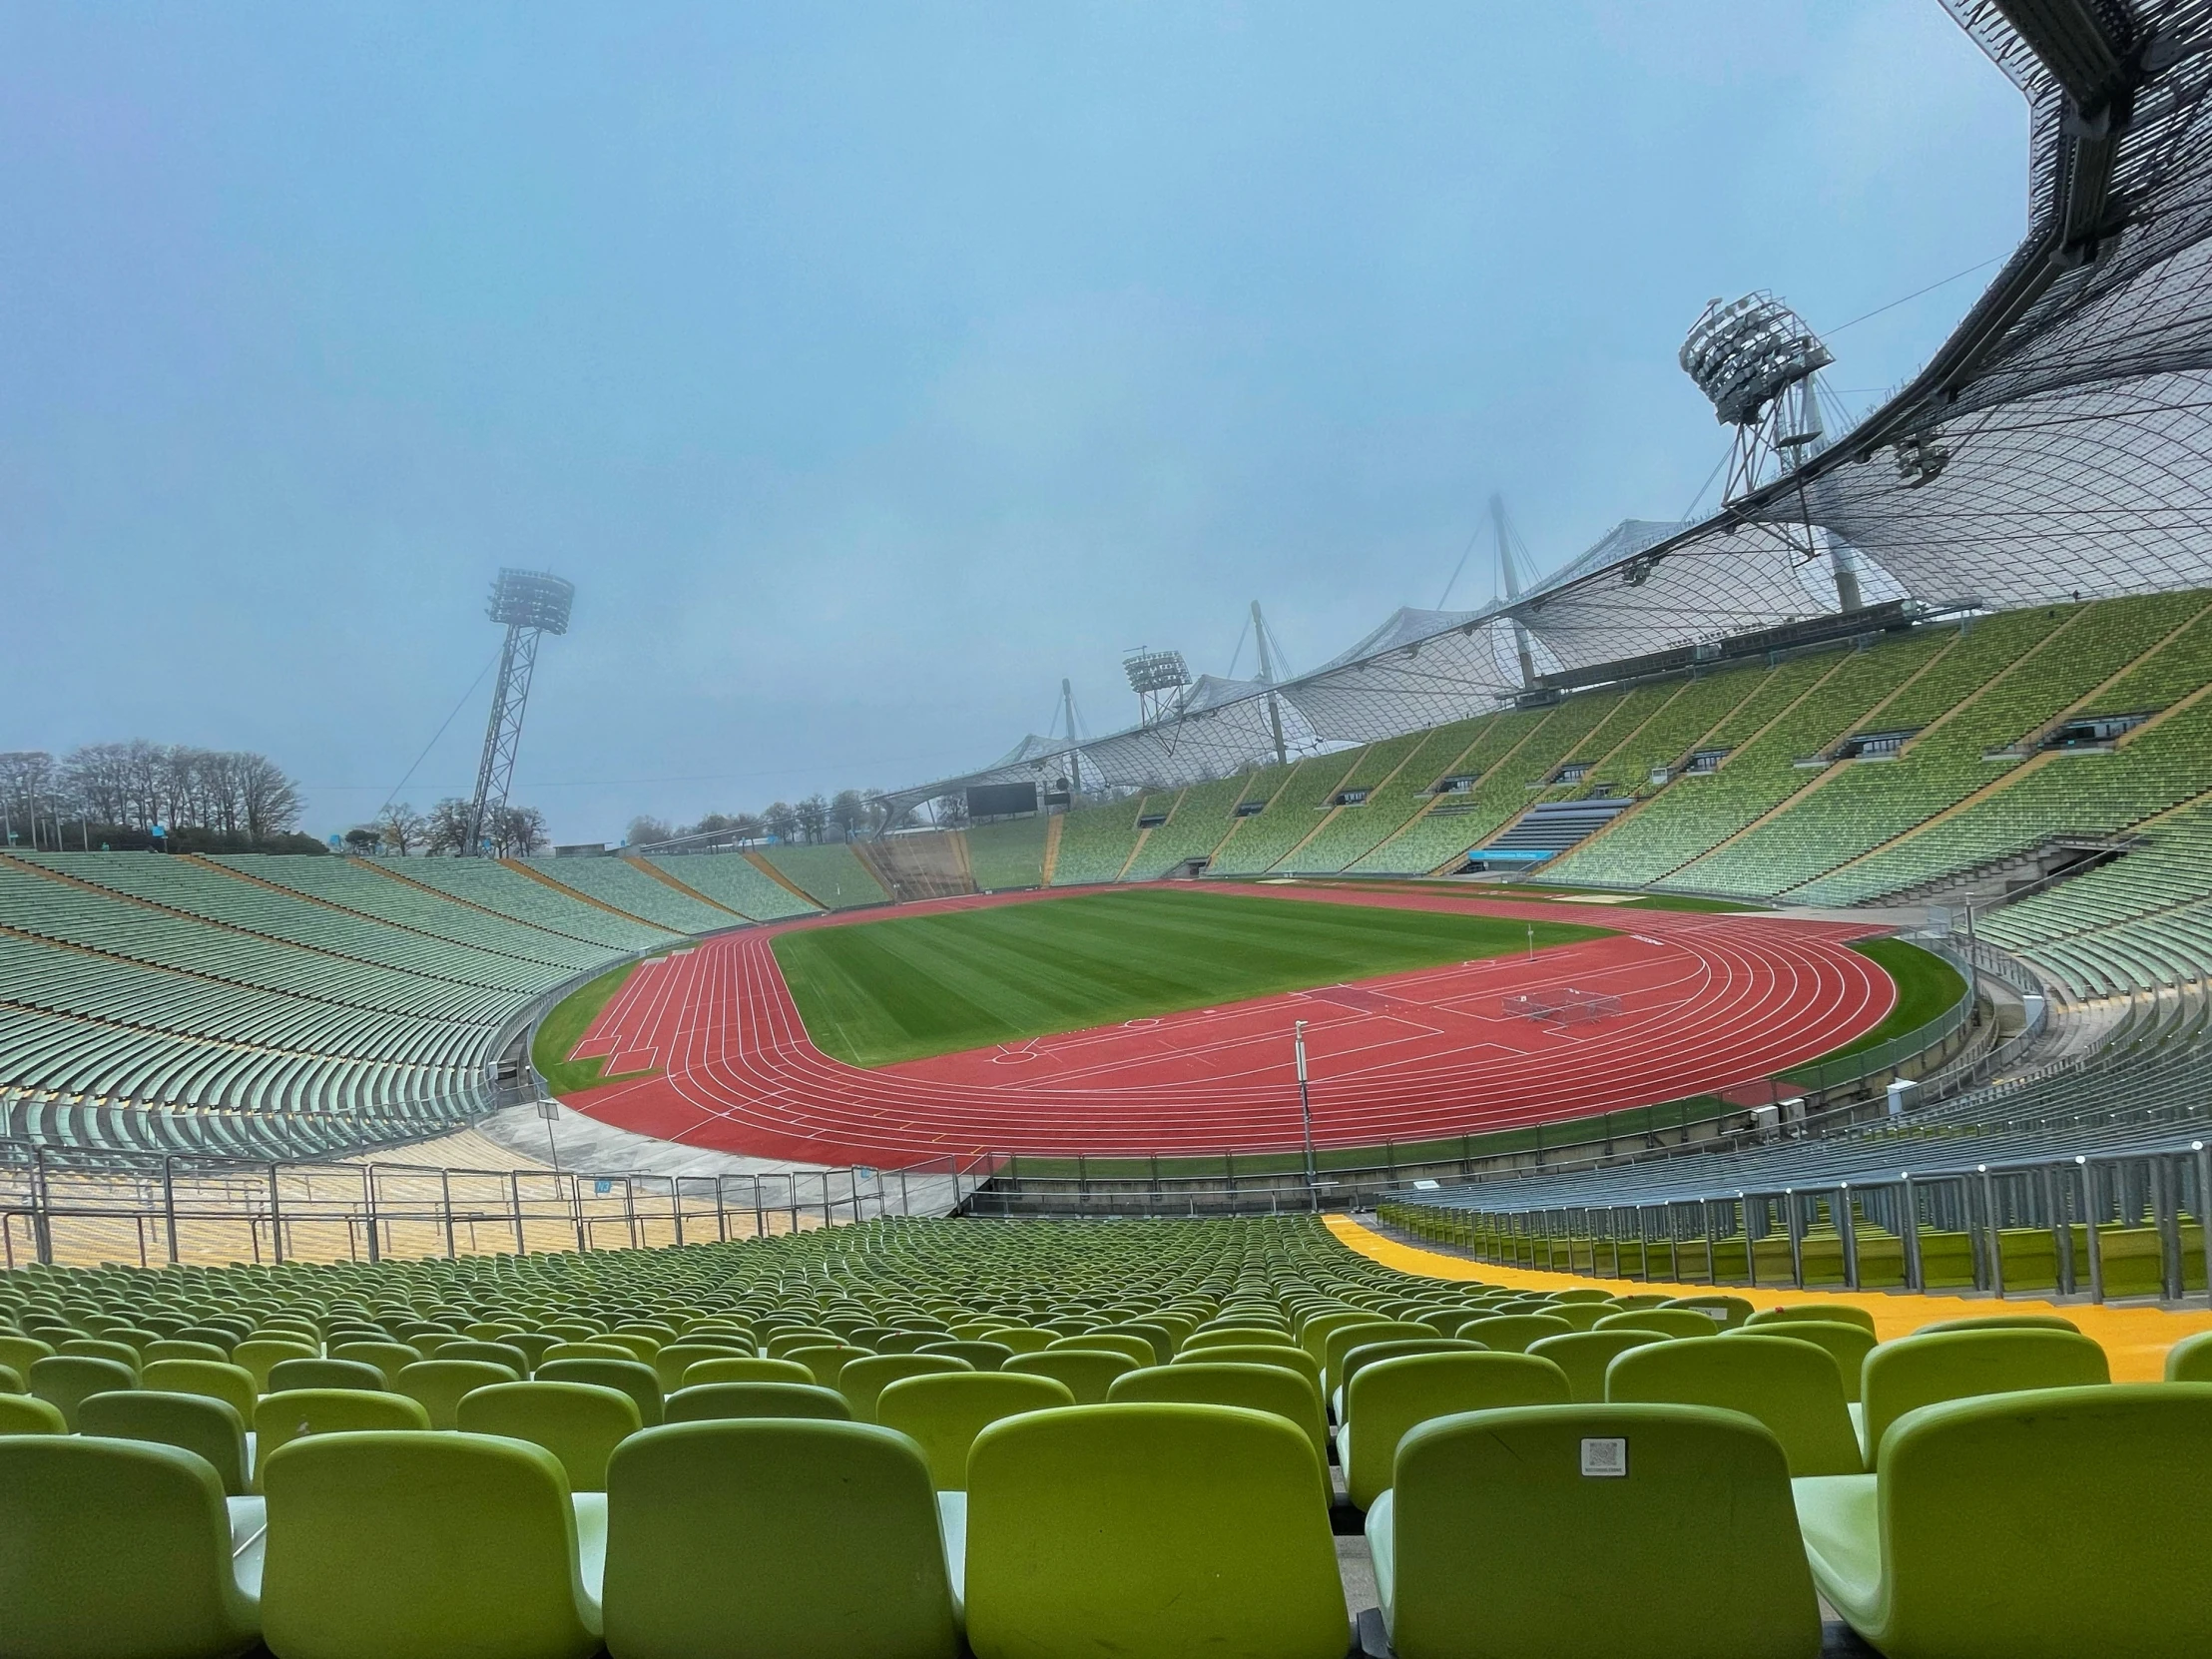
[624,788,877,850]
[0,742,316,853]
[347,800,549,857]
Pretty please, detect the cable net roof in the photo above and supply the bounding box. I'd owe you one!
[881,1,2212,818]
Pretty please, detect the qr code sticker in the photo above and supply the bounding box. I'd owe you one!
[1580,1436,1628,1478]
[1702,1307,1730,1322]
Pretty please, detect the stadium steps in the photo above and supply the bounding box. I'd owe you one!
[1041,815,1064,884]
[1781,667,2212,903]
[1354,709,1561,874]
[621,855,752,920]
[743,850,825,907]
[500,859,675,934]
[851,832,976,901]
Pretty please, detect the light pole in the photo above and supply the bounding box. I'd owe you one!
[1294,1020,1318,1207]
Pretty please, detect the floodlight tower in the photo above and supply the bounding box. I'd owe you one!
[1122,648,1191,726]
[1680,292,1863,612]
[464,568,575,855]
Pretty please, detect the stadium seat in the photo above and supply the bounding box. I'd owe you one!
[1605,1332,1862,1476]
[1659,1294,1753,1329]
[1795,1384,2212,1659]
[1451,1313,1573,1353]
[1369,1403,1820,1659]
[964,1403,1348,1659]
[1744,1303,1878,1335]
[1593,1309,1720,1340]
[0,1434,265,1659]
[649,1340,748,1390]
[920,1338,1013,1371]
[268,1357,387,1393]
[663,1381,852,1423]
[29,1353,136,1429]
[875,1372,1078,1490]
[2166,1331,2212,1382]
[231,1338,317,1392]
[253,1389,431,1487]
[1173,1340,1325,1387]
[1343,1351,1571,1510]
[1726,1319,1878,1401]
[433,1339,531,1375]
[602,1418,962,1659]
[141,1357,258,1420]
[261,1430,602,1659]
[1860,1329,2110,1462]
[59,1336,144,1377]
[1046,1332,1156,1369]
[680,1354,817,1387]
[148,1339,235,1367]
[394,1358,519,1429]
[330,1341,422,1385]
[1003,1348,1137,1402]
[1526,1330,1666,1403]
[456,1381,642,1492]
[535,1357,663,1426]
[784,1342,869,1387]
[840,1352,974,1419]
[79,1388,251,1496]
[1914,1314,2079,1335]
[0,1333,55,1378]
[0,1392,67,1433]
[1322,1320,1438,1394]
[1108,1361,1331,1468]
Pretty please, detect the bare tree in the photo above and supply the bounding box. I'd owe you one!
[626,816,674,847]
[830,790,871,841]
[424,798,475,854]
[375,803,427,855]
[235,754,303,839]
[934,793,971,830]
[763,801,800,843]
[795,795,830,843]
[493,805,549,856]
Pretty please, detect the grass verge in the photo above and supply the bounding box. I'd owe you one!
[533,956,665,1095]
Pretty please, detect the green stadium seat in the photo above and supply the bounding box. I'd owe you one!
[663,1381,852,1423]
[680,1355,816,1387]
[394,1358,519,1429]
[30,1353,136,1429]
[268,1357,386,1393]
[1322,1320,1438,1394]
[262,1430,602,1659]
[1726,1319,1878,1402]
[1172,1341,1325,1388]
[980,1326,1054,1355]
[0,1392,67,1433]
[1526,1330,1667,1403]
[2166,1331,2212,1382]
[1860,1329,2110,1463]
[875,1372,1077,1491]
[783,1342,869,1387]
[1593,1309,1721,1341]
[840,1353,974,1419]
[1046,1332,1156,1370]
[965,1403,1347,1659]
[58,1336,144,1378]
[535,1357,663,1426]
[431,1339,530,1375]
[1108,1361,1331,1468]
[0,1333,55,1378]
[253,1389,432,1488]
[1343,1351,1571,1510]
[1369,1403,1820,1659]
[1913,1314,2080,1335]
[648,1341,749,1390]
[231,1338,316,1392]
[1795,1384,2212,1659]
[919,1338,1013,1372]
[1605,1332,1862,1476]
[0,1362,20,1395]
[330,1341,423,1385]
[0,1435,264,1659]
[602,1418,962,1659]
[1744,1303,1878,1336]
[141,1358,257,1422]
[456,1381,642,1493]
[1451,1313,1574,1353]
[79,1388,251,1496]
[1658,1294,1753,1329]
[1003,1348,1138,1402]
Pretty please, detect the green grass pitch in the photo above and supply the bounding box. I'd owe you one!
[770,886,1611,1068]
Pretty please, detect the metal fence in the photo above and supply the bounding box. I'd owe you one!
[0,1143,996,1270]
[1382,1138,2212,1307]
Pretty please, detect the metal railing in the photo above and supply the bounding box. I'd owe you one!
[1382,1136,2212,1307]
[0,1142,997,1270]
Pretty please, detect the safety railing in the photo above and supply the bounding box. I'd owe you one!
[1381,1138,2212,1307]
[0,1142,998,1270]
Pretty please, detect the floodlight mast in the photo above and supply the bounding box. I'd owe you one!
[1680,292,1862,613]
[1122,647,1191,726]
[464,569,574,855]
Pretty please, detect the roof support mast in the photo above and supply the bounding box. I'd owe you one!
[1491,494,1539,688]
[1059,677,1083,805]
[1252,601,1290,768]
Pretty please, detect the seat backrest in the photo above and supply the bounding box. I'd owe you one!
[1003,1348,1138,1403]
[1345,1351,1571,1510]
[139,1358,257,1422]
[1452,1314,1576,1354]
[918,1339,1013,1372]
[1745,1303,1878,1336]
[1048,1332,1157,1369]
[145,1339,233,1367]
[1109,1362,1330,1467]
[967,1403,1347,1659]
[78,1389,249,1496]
[763,1327,841,1359]
[980,1326,1055,1355]
[603,1418,960,1659]
[1186,1326,1295,1352]
[0,1434,263,1658]
[1593,1309,1720,1341]
[681,1355,816,1388]
[254,1388,432,1488]
[2167,1331,2212,1383]
[395,1359,520,1429]
[1861,1329,2109,1460]
[0,1393,67,1433]
[1323,1321,1437,1392]
[329,1341,423,1386]
[1527,1331,1668,1403]
[1725,1321,1878,1402]
[783,1343,869,1387]
[876,1371,1077,1490]
[269,1357,387,1394]
[1876,1383,2212,1656]
[839,1353,974,1420]
[29,1354,137,1429]
[59,1337,143,1377]
[650,1341,749,1390]
[1913,1314,2078,1336]
[0,1333,55,1378]
[456,1381,642,1492]
[664,1381,853,1424]
[1173,1341,1324,1385]
[262,1429,600,1659]
[540,1341,635,1366]
[232,1338,317,1391]
[1606,1334,1862,1476]
[1342,1338,1484,1397]
[1386,1402,1819,1657]
[535,1357,664,1426]
[433,1340,530,1376]
[1659,1295,1753,1330]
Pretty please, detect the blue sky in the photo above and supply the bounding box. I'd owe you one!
[0,3,2026,842]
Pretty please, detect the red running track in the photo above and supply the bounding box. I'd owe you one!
[563,884,1895,1165]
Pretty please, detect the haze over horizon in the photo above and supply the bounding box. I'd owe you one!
[1,3,2026,844]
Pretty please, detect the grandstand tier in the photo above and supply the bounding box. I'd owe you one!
[756,844,892,909]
